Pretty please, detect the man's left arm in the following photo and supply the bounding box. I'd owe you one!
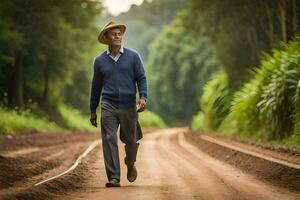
[134,53,147,112]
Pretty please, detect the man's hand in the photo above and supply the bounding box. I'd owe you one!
[90,113,97,127]
[137,99,146,112]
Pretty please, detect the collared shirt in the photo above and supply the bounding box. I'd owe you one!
[106,45,124,62]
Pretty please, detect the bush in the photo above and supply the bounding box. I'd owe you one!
[191,111,205,131]
[0,107,61,135]
[58,104,96,132]
[218,69,265,138]
[219,39,300,141]
[139,110,166,129]
[191,70,232,132]
[0,103,165,135]
[292,83,300,143]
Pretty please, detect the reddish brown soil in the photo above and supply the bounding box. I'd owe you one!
[0,131,98,199]
[1,129,300,200]
[185,131,300,191]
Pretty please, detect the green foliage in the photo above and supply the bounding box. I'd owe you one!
[108,0,186,62]
[0,0,102,113]
[185,0,300,88]
[191,112,205,131]
[0,0,169,134]
[219,39,300,142]
[61,26,106,112]
[218,71,264,138]
[0,21,24,65]
[295,84,300,136]
[139,110,166,129]
[58,105,166,132]
[257,48,300,139]
[0,102,102,135]
[191,70,232,132]
[147,11,219,123]
[58,104,96,132]
[0,107,61,135]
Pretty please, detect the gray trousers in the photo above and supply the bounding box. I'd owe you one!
[100,102,143,181]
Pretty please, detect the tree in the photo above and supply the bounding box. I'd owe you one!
[147,11,219,123]
[184,0,300,88]
[103,0,186,62]
[0,0,103,113]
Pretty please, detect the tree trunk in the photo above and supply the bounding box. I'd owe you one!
[266,8,274,48]
[279,0,287,42]
[42,62,49,102]
[293,0,298,34]
[12,51,24,108]
[246,27,259,64]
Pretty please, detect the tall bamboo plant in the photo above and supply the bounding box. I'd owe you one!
[258,44,300,139]
[293,80,300,138]
[192,70,231,131]
[220,38,300,141]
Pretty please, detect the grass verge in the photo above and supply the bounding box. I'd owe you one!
[0,107,61,135]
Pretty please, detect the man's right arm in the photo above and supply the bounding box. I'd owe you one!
[89,59,103,121]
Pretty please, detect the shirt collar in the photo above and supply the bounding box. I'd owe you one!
[107,45,124,55]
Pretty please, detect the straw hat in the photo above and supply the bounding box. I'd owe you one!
[98,21,126,44]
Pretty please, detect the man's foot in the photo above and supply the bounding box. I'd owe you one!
[125,157,137,182]
[105,178,120,187]
[127,164,137,182]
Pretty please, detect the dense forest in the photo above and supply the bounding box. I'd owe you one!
[0,0,166,133]
[147,0,300,123]
[0,0,103,111]
[183,0,300,145]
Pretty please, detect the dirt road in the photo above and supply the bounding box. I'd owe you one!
[1,128,300,200]
[60,128,300,200]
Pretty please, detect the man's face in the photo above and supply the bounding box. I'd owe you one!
[106,28,122,46]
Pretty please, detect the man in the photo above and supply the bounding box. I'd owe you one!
[89,21,147,187]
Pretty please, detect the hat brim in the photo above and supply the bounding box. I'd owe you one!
[98,24,126,45]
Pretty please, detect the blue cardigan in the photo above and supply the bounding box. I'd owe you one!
[90,48,148,113]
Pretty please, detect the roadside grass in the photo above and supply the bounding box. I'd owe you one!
[191,127,300,150]
[58,106,167,132]
[139,110,166,130]
[0,104,166,136]
[0,107,61,135]
[269,134,300,149]
[191,112,205,131]
[58,104,96,132]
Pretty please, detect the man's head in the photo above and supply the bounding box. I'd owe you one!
[104,28,123,46]
[98,21,126,45]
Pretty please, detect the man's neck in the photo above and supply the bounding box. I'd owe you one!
[108,45,121,57]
